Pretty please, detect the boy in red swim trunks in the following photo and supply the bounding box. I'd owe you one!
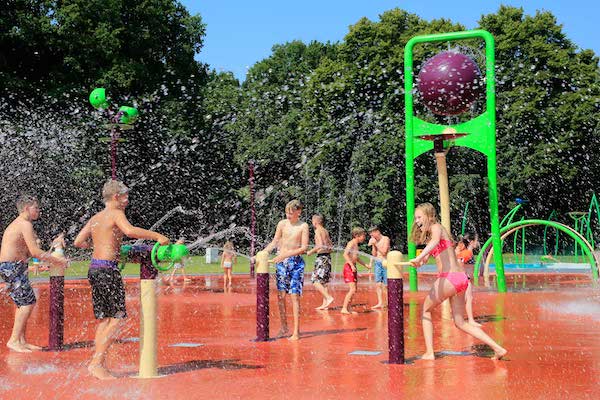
[341,227,370,314]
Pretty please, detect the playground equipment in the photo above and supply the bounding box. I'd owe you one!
[48,263,65,351]
[417,51,483,115]
[382,251,412,364]
[151,243,190,271]
[254,251,270,342]
[405,30,506,292]
[89,88,139,179]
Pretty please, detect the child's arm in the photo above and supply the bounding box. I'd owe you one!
[114,211,169,244]
[220,252,224,268]
[22,224,66,267]
[343,242,356,271]
[410,224,442,266]
[74,220,92,249]
[263,221,283,254]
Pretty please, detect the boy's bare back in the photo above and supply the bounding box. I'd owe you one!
[344,240,359,264]
[0,218,40,262]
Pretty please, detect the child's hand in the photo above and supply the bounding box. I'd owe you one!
[156,234,170,245]
[271,254,286,264]
[409,258,423,267]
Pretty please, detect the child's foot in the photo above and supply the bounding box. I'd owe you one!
[421,352,435,360]
[88,364,116,380]
[469,320,483,327]
[371,303,384,309]
[322,296,334,309]
[184,278,191,283]
[492,348,508,360]
[276,328,290,338]
[288,334,300,341]
[341,308,357,315]
[7,341,32,353]
[23,342,42,351]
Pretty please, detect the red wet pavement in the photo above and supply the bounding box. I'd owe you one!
[1,273,599,400]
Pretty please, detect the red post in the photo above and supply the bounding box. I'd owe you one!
[249,161,256,278]
[388,278,405,364]
[256,272,269,341]
[48,276,65,350]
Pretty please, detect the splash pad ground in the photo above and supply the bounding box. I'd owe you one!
[1,273,599,400]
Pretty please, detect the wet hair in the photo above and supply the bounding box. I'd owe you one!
[223,241,234,251]
[368,226,380,233]
[16,194,38,213]
[462,232,480,249]
[312,214,324,224]
[102,180,129,203]
[351,227,366,238]
[285,199,303,213]
[409,203,439,245]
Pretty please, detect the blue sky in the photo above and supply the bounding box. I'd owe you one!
[182,0,599,81]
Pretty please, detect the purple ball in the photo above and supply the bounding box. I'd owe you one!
[417,51,483,116]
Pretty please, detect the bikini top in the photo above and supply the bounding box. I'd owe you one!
[430,239,454,258]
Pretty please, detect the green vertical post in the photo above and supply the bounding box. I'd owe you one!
[404,30,506,292]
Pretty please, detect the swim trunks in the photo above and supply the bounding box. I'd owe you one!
[276,255,305,295]
[88,259,126,319]
[0,261,36,307]
[373,260,387,284]
[343,262,357,283]
[311,254,332,285]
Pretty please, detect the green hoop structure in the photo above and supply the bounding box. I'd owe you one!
[474,219,599,285]
[405,30,506,292]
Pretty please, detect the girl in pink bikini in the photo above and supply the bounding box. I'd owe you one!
[409,203,507,360]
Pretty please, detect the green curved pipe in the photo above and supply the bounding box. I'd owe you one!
[461,201,470,236]
[500,204,522,228]
[474,219,599,288]
[586,193,600,249]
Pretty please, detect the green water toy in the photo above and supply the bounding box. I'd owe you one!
[118,106,139,124]
[151,243,190,271]
[119,244,132,271]
[89,88,109,109]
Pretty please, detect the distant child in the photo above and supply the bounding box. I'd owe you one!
[50,232,66,259]
[220,241,236,288]
[307,214,334,310]
[455,233,481,327]
[74,180,169,380]
[367,226,390,309]
[409,202,506,360]
[341,227,370,314]
[0,195,68,352]
[168,238,191,283]
[262,199,309,341]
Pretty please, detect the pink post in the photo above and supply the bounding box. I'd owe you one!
[249,161,256,278]
[47,276,64,350]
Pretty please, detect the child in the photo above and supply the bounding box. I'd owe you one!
[455,233,481,327]
[409,203,507,360]
[0,195,68,352]
[168,238,190,284]
[367,226,390,309]
[74,180,169,380]
[307,214,334,310]
[341,227,370,314]
[220,241,236,288]
[262,199,309,341]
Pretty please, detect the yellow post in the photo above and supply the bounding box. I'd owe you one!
[384,251,405,279]
[138,279,158,378]
[256,250,269,274]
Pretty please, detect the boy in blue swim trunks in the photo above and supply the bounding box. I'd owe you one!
[0,195,68,353]
[368,226,390,309]
[74,180,169,380]
[263,199,309,341]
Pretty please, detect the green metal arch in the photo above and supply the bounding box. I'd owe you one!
[474,219,599,287]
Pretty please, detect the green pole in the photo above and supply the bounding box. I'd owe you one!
[405,38,418,291]
[461,202,470,236]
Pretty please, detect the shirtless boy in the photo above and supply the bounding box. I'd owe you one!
[263,200,309,341]
[368,226,390,309]
[307,214,334,310]
[74,180,169,379]
[0,195,68,352]
[341,227,370,314]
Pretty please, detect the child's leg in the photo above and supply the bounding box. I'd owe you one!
[227,269,232,286]
[277,291,289,336]
[421,278,455,359]
[289,294,301,340]
[89,317,122,379]
[464,281,481,326]
[7,304,35,352]
[449,294,507,359]
[341,283,356,314]
[373,282,384,308]
[313,282,332,308]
